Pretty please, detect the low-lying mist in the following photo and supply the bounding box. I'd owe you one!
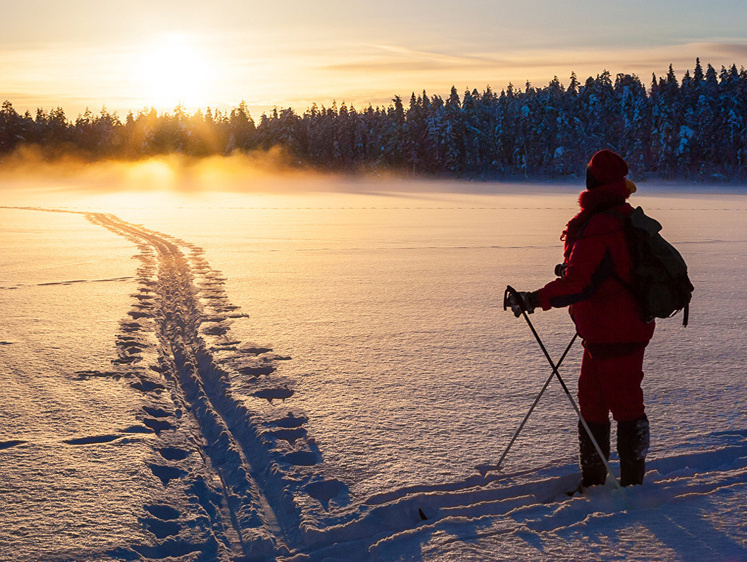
[0,145,358,193]
[0,145,533,197]
[2,145,740,201]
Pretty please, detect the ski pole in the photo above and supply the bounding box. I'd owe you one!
[503,285,620,489]
[476,331,577,476]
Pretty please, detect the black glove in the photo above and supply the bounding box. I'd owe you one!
[506,291,540,318]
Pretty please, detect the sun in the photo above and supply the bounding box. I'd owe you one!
[136,34,214,110]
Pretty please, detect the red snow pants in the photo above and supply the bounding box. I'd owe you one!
[578,344,647,424]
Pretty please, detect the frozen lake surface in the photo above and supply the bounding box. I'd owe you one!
[1,178,745,560]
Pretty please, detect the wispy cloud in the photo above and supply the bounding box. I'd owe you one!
[320,40,746,86]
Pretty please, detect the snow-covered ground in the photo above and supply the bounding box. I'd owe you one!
[0,179,745,561]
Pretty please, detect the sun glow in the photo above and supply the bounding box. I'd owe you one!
[135,34,215,110]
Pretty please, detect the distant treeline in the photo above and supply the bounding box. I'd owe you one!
[1,59,745,181]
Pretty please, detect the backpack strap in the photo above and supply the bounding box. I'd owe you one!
[594,207,640,304]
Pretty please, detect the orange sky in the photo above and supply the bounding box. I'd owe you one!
[1,0,745,119]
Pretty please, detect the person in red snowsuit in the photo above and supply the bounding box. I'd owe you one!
[508,150,653,487]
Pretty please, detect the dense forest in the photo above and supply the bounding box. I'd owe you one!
[1,59,745,181]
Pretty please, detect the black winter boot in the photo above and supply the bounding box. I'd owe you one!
[578,419,611,488]
[617,415,649,487]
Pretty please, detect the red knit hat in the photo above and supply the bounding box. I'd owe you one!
[586,150,629,188]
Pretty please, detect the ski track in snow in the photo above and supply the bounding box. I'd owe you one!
[82,211,342,560]
[5,207,745,561]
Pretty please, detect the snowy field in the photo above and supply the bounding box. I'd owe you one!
[1,177,745,561]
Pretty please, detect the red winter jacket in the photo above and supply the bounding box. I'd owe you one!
[536,181,655,345]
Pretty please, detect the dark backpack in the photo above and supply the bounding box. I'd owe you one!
[612,206,694,326]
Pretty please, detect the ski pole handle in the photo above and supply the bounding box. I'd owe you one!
[504,285,518,312]
[505,285,529,317]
